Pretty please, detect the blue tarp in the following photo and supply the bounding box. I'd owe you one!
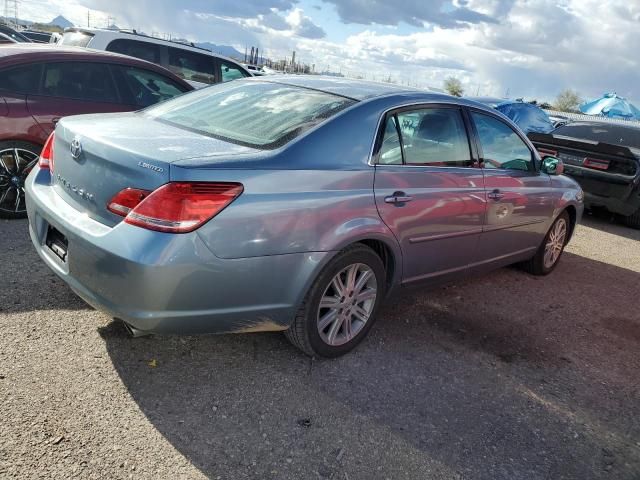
[495,101,554,134]
[579,93,640,120]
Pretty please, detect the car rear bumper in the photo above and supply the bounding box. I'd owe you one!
[583,190,640,217]
[25,167,328,335]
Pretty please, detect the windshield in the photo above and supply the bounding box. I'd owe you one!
[59,31,94,47]
[143,80,356,149]
[554,123,640,149]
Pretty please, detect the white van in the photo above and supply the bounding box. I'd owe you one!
[59,28,252,88]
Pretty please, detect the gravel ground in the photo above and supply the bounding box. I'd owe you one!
[1,213,639,480]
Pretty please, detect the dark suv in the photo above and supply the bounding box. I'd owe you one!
[0,44,192,218]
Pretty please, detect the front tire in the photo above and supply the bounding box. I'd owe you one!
[0,141,42,219]
[522,211,570,276]
[285,244,386,358]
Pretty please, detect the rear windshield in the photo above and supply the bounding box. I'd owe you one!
[143,80,356,149]
[59,31,94,47]
[554,123,640,149]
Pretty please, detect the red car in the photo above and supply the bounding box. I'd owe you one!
[0,44,193,218]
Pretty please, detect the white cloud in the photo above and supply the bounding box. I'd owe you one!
[17,0,640,102]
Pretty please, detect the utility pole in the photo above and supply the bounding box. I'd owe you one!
[87,9,90,28]
[3,0,19,27]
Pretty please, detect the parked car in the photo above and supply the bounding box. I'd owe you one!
[0,44,193,218]
[468,97,554,134]
[0,24,31,43]
[25,77,583,357]
[547,113,570,128]
[59,28,251,88]
[242,64,266,76]
[494,101,554,134]
[0,32,17,44]
[529,121,640,228]
[21,30,54,43]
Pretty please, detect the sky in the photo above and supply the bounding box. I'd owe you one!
[15,0,640,103]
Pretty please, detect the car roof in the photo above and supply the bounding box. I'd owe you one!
[0,43,130,59]
[65,27,245,65]
[0,44,192,88]
[256,75,441,101]
[465,96,511,107]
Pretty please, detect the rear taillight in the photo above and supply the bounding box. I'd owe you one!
[583,157,610,171]
[107,188,151,216]
[108,182,243,233]
[39,132,55,171]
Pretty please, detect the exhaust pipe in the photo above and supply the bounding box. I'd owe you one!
[118,319,151,338]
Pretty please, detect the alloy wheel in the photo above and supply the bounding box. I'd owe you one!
[0,148,39,216]
[543,218,567,269]
[317,263,378,346]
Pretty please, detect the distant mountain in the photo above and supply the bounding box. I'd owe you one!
[49,15,73,29]
[0,16,33,26]
[195,42,244,60]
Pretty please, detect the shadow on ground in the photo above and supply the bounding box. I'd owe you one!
[581,209,640,241]
[98,252,640,480]
[0,219,89,313]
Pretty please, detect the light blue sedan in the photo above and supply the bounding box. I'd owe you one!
[26,77,584,357]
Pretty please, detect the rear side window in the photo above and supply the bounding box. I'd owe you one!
[554,123,640,149]
[378,116,403,165]
[42,62,119,103]
[377,108,472,167]
[107,39,161,64]
[144,81,355,149]
[221,61,248,82]
[168,47,216,84]
[59,31,94,47]
[471,111,532,171]
[116,66,188,107]
[0,64,42,94]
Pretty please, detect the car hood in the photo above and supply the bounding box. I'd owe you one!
[59,111,260,163]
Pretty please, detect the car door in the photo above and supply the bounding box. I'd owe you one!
[373,105,486,286]
[0,63,49,145]
[27,61,132,136]
[468,109,556,271]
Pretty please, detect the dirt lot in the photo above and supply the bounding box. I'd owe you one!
[1,213,639,480]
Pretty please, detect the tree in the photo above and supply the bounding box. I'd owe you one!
[553,89,582,112]
[444,77,464,97]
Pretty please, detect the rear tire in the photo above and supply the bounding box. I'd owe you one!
[623,208,640,229]
[0,141,42,219]
[285,244,386,358]
[522,211,570,276]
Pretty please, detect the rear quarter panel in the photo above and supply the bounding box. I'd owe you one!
[170,97,410,282]
[174,167,397,259]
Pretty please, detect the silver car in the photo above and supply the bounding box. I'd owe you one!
[25,77,584,357]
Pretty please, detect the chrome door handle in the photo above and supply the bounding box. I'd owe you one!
[487,189,504,201]
[384,192,413,204]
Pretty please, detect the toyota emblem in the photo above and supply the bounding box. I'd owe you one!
[70,138,82,160]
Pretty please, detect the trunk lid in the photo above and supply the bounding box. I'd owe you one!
[529,132,640,201]
[51,112,258,226]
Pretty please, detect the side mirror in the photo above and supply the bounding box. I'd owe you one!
[541,156,564,176]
